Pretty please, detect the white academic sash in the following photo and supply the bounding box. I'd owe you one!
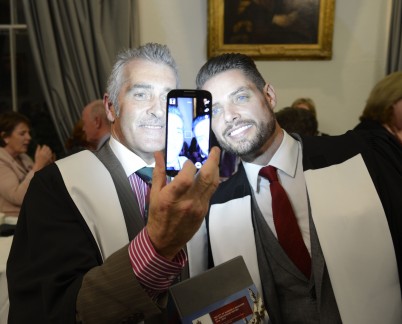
[304,154,401,324]
[56,150,207,275]
[209,154,401,324]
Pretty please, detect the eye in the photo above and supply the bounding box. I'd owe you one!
[160,92,168,102]
[212,106,222,116]
[133,89,152,101]
[233,93,250,104]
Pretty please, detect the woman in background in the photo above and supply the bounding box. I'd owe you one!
[354,71,402,147]
[0,112,54,217]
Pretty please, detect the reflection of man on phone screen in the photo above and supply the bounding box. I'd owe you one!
[166,107,188,171]
[191,115,210,168]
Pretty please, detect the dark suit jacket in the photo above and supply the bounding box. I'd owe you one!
[6,145,173,323]
[206,130,402,322]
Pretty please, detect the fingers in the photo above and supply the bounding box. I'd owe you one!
[193,146,221,194]
[151,151,166,191]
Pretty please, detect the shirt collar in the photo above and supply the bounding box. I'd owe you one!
[108,136,155,177]
[243,130,300,191]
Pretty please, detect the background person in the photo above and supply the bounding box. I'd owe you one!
[196,53,402,323]
[7,43,220,323]
[354,71,402,147]
[275,106,318,136]
[0,111,54,217]
[291,97,328,136]
[291,97,317,117]
[81,99,111,151]
[63,119,91,156]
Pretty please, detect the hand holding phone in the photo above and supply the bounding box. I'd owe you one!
[165,89,212,176]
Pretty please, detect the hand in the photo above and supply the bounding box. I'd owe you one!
[146,146,221,260]
[32,144,54,171]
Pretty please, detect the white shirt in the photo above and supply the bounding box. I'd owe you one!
[243,131,311,254]
[108,136,155,177]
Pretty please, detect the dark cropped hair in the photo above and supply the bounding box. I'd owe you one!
[196,53,266,91]
[275,107,318,136]
[0,111,31,147]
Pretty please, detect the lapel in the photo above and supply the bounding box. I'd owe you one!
[308,196,326,308]
[95,145,144,240]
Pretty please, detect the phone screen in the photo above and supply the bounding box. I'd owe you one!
[165,89,212,176]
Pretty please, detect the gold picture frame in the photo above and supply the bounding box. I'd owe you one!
[208,0,335,60]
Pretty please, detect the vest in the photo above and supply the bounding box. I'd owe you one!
[252,192,341,324]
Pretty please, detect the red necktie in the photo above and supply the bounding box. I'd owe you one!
[259,165,311,278]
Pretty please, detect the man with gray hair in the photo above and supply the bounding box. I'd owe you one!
[7,43,220,323]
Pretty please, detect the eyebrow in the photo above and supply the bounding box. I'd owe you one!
[229,86,250,99]
[128,84,153,92]
[128,83,173,95]
[212,86,250,108]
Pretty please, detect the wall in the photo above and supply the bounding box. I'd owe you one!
[138,0,392,135]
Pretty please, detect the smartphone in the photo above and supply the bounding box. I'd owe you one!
[165,89,212,176]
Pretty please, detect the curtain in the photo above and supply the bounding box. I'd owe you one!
[387,0,402,73]
[22,0,139,149]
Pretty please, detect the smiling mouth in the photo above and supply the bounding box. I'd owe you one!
[140,125,164,129]
[228,124,252,137]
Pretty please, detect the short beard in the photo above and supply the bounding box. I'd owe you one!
[219,117,276,160]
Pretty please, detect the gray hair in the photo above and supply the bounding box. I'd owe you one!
[106,43,179,115]
[196,53,266,91]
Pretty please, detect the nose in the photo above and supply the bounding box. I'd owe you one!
[223,103,240,123]
[147,97,165,118]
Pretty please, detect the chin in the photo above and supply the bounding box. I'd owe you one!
[142,142,164,153]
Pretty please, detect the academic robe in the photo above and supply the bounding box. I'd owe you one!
[6,145,207,323]
[207,130,402,324]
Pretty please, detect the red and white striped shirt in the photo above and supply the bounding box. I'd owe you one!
[109,138,186,298]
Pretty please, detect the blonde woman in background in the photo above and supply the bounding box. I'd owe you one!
[0,111,54,218]
[354,71,402,147]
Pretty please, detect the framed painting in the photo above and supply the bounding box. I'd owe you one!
[208,0,336,60]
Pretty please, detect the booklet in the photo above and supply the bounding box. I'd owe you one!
[168,256,268,324]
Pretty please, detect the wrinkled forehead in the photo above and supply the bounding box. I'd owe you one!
[122,59,177,90]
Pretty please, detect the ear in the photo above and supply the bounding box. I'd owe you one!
[263,83,277,110]
[0,131,8,144]
[103,94,116,123]
[94,115,101,128]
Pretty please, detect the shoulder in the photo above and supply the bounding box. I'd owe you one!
[211,164,250,204]
[300,130,402,187]
[0,147,12,163]
[300,131,375,170]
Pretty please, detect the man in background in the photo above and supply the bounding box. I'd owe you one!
[81,99,111,150]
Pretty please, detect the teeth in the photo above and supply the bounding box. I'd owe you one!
[143,125,162,129]
[230,125,251,136]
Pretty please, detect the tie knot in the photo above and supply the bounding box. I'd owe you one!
[135,167,154,184]
[259,165,278,183]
